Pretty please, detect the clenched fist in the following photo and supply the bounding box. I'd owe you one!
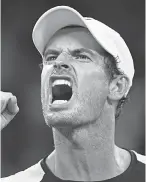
[1,91,19,130]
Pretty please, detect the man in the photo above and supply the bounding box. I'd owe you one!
[1,6,145,182]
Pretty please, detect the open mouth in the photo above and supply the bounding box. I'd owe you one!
[50,77,73,105]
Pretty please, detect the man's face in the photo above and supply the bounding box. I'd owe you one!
[41,27,110,128]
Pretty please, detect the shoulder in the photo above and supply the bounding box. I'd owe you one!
[127,150,145,182]
[1,160,45,182]
[1,151,55,182]
[131,150,146,164]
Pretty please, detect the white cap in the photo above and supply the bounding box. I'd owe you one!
[32,6,135,95]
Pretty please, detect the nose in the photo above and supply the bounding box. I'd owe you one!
[53,51,72,71]
[53,61,70,71]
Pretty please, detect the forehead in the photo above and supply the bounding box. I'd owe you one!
[45,27,106,55]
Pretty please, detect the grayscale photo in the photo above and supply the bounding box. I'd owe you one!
[1,0,145,181]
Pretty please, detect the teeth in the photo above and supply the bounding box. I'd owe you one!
[52,100,68,105]
[52,80,71,87]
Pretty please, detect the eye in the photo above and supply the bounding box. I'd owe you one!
[46,55,58,61]
[75,55,90,60]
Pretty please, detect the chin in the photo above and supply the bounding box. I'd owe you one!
[43,103,100,129]
[43,110,77,128]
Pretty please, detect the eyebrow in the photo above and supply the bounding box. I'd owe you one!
[43,49,60,57]
[70,48,96,57]
[43,48,98,57]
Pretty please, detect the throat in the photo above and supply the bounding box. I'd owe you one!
[50,128,128,181]
[46,146,130,181]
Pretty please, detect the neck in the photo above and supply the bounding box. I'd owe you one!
[46,111,130,181]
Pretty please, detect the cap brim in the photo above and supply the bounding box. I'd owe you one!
[32,6,90,55]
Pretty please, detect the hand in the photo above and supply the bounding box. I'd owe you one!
[1,91,19,130]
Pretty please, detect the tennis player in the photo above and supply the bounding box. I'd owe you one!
[1,6,145,182]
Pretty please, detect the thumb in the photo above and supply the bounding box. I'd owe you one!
[7,96,19,115]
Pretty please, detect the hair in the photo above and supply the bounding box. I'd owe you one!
[103,52,129,121]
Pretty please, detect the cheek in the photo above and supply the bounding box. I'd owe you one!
[41,65,53,101]
[41,65,52,83]
[76,64,109,106]
[77,64,108,93]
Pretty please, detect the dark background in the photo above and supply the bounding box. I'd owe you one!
[1,0,145,177]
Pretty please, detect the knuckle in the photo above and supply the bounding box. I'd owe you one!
[16,106,19,113]
[7,92,14,98]
[1,92,13,100]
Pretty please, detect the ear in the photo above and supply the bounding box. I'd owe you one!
[108,75,129,101]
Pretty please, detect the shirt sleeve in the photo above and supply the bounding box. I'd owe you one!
[131,150,146,164]
[1,161,45,182]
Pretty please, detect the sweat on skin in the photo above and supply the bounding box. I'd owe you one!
[40,27,130,181]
